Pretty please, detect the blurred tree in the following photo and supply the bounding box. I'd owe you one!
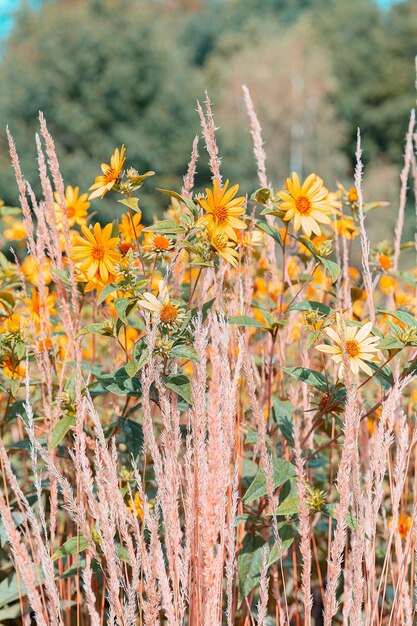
[205,16,347,191]
[0,0,203,219]
[183,0,316,65]
[0,0,415,218]
[313,0,417,166]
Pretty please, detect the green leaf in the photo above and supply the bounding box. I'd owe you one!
[119,419,143,459]
[276,496,299,516]
[49,415,76,450]
[272,399,295,447]
[251,187,271,204]
[170,345,200,362]
[52,535,89,561]
[243,458,296,503]
[124,360,142,378]
[297,236,318,256]
[164,374,192,405]
[321,504,357,530]
[268,525,297,565]
[288,300,332,316]
[183,298,216,331]
[238,535,266,599]
[113,298,137,323]
[319,257,341,283]
[77,323,108,337]
[297,237,340,282]
[255,220,283,246]
[131,344,149,372]
[255,308,275,328]
[52,268,72,286]
[276,479,298,516]
[156,188,186,203]
[244,430,271,445]
[96,366,143,397]
[377,309,417,328]
[282,367,328,393]
[97,283,119,305]
[144,220,186,234]
[228,315,268,329]
[377,336,405,350]
[118,197,141,213]
[0,602,22,622]
[0,570,43,608]
[366,361,394,389]
[5,399,26,423]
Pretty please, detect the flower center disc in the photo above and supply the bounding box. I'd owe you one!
[153,235,170,251]
[92,246,105,260]
[104,167,117,184]
[213,205,228,223]
[345,340,360,358]
[160,303,178,323]
[295,196,312,215]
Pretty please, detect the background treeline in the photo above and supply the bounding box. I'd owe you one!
[0,0,416,222]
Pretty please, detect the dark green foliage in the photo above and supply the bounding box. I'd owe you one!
[0,0,415,215]
[0,0,203,218]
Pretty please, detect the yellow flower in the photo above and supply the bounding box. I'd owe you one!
[71,223,121,282]
[316,316,379,376]
[37,337,53,352]
[379,275,397,295]
[333,216,359,240]
[89,146,126,200]
[2,356,25,379]
[348,187,359,204]
[24,288,56,325]
[128,492,144,522]
[234,228,263,250]
[277,172,334,237]
[389,512,412,539]
[208,226,239,267]
[3,219,26,241]
[3,313,22,334]
[119,212,143,242]
[196,179,246,240]
[54,186,90,228]
[138,281,185,329]
[143,233,173,257]
[21,256,52,286]
[298,235,328,256]
[377,253,392,271]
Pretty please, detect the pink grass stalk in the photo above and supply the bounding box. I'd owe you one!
[0,487,49,626]
[242,85,278,283]
[83,555,101,626]
[393,109,416,271]
[355,129,375,324]
[197,93,222,182]
[293,414,312,626]
[256,548,270,626]
[323,355,360,625]
[242,85,268,189]
[181,135,199,199]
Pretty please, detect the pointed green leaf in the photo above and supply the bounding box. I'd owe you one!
[243,458,296,503]
[52,535,89,561]
[164,374,192,405]
[49,415,76,450]
[228,315,268,329]
[282,366,328,392]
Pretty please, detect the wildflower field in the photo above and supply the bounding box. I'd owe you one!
[0,90,417,626]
